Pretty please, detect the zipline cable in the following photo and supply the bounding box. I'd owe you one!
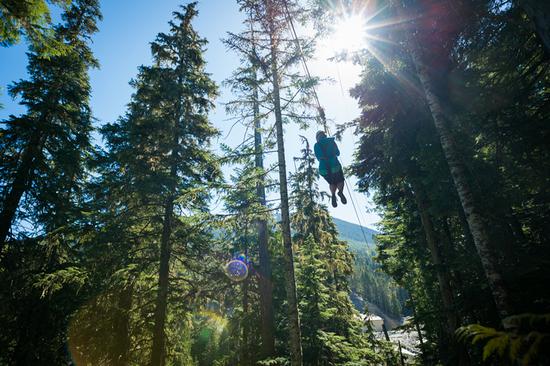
[283,1,371,248]
[282,1,329,135]
[345,179,371,247]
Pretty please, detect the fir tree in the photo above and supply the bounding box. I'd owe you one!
[67,3,221,365]
[0,0,71,55]
[142,4,221,364]
[0,2,101,362]
[228,1,320,364]
[291,138,380,365]
[0,0,101,245]
[223,14,278,357]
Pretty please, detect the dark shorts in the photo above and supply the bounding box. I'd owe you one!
[322,169,345,185]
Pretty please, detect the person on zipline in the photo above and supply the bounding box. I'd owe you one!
[314,131,347,208]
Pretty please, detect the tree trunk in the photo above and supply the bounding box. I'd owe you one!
[268,17,303,366]
[242,243,251,366]
[411,181,458,336]
[304,139,315,204]
[456,205,477,254]
[407,33,515,321]
[150,101,181,366]
[253,70,276,358]
[382,322,391,342]
[0,130,45,246]
[112,284,133,366]
[518,0,550,57]
[150,197,173,366]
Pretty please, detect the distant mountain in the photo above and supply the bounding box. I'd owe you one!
[333,217,408,322]
[332,217,378,251]
[280,214,406,320]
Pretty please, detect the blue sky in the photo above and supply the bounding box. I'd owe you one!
[0,0,380,228]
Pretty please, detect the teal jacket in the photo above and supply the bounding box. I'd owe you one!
[314,137,342,176]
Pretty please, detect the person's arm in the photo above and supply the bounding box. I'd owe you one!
[333,140,340,157]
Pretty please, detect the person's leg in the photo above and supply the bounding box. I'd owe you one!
[337,180,347,204]
[330,183,338,207]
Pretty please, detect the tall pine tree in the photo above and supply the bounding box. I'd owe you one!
[0,0,101,245]
[291,138,380,365]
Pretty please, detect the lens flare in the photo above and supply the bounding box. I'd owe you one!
[329,13,367,53]
[225,259,249,282]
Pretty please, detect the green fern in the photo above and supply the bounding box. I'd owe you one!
[456,314,550,365]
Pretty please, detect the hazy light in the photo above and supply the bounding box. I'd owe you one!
[329,13,367,53]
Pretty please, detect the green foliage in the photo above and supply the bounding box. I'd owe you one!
[1,0,101,236]
[0,1,101,363]
[0,0,83,56]
[35,266,88,297]
[257,357,291,366]
[1,0,548,365]
[326,0,550,363]
[290,141,382,365]
[457,314,550,365]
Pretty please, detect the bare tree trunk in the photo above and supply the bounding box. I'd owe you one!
[411,181,458,336]
[268,16,303,366]
[407,34,514,321]
[0,130,45,246]
[253,70,276,358]
[518,0,550,57]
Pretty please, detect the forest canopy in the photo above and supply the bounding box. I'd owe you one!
[1,0,549,365]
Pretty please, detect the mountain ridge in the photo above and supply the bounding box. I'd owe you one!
[331,216,378,250]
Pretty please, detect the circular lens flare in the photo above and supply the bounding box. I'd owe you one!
[225,259,249,282]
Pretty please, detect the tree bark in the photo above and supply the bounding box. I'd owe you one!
[150,96,181,365]
[253,69,276,358]
[268,13,303,365]
[407,32,515,321]
[411,181,458,336]
[518,0,550,57]
[241,242,251,366]
[150,197,173,366]
[0,129,45,246]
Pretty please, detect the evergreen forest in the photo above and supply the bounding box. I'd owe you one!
[0,0,549,365]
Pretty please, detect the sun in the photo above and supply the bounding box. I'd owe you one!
[328,13,367,53]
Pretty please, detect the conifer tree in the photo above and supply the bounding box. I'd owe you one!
[223,17,277,356]
[265,1,301,363]
[221,154,268,365]
[0,0,101,246]
[396,0,515,322]
[291,138,380,365]
[125,4,221,364]
[0,0,71,55]
[330,0,550,362]
[228,1,320,364]
[0,1,101,363]
[64,4,220,364]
